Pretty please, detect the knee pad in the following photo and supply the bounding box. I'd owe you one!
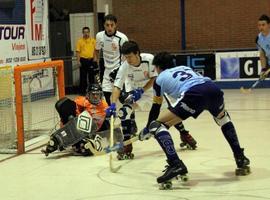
[118,104,133,120]
[214,110,231,127]
[52,118,86,149]
[149,120,168,136]
[118,105,137,136]
[55,97,76,124]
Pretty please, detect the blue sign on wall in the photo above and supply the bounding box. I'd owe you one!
[0,0,25,24]
[220,57,239,79]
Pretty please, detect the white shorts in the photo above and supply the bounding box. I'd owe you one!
[133,89,153,112]
[133,89,171,112]
[102,67,118,92]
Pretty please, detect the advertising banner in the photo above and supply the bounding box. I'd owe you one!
[25,0,49,60]
[215,51,260,80]
[175,53,216,80]
[0,25,27,66]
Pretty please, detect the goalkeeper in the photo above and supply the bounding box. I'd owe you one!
[41,84,110,156]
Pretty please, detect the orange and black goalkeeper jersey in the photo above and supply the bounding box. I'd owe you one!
[74,96,108,130]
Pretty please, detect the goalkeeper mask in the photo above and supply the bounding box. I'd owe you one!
[86,84,103,105]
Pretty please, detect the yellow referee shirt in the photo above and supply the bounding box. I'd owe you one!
[76,37,96,59]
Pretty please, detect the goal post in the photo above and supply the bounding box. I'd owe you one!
[0,60,65,154]
[14,60,65,154]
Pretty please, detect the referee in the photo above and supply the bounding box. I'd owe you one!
[76,27,97,95]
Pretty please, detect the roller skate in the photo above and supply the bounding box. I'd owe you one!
[234,148,250,176]
[158,159,189,190]
[117,143,134,160]
[180,132,197,150]
[41,139,57,157]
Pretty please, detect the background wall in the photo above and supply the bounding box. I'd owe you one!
[0,0,24,24]
[49,0,93,14]
[112,0,270,52]
[113,0,181,52]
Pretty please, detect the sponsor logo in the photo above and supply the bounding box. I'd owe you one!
[0,26,25,40]
[180,102,195,114]
[60,131,67,137]
[111,42,118,51]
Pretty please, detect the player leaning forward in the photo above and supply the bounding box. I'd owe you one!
[106,41,196,160]
[138,52,250,186]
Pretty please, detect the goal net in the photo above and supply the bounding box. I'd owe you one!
[0,60,65,154]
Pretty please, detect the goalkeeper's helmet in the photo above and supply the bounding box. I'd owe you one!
[86,84,103,105]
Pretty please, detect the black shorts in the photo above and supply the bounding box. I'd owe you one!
[168,82,224,120]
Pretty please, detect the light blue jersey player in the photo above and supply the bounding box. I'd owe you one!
[154,65,211,99]
[257,14,270,78]
[257,32,270,65]
[139,52,250,189]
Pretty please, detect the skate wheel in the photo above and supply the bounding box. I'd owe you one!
[235,166,251,176]
[159,181,172,190]
[117,155,124,160]
[129,153,134,159]
[180,143,186,148]
[180,174,189,182]
[49,140,54,146]
[41,149,49,157]
[190,145,197,150]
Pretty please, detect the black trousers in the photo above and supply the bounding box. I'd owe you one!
[79,57,95,95]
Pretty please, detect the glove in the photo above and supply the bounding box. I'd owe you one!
[130,88,144,102]
[139,127,152,141]
[109,68,119,83]
[105,103,116,118]
[260,67,270,79]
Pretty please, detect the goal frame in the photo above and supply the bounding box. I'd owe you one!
[14,60,65,154]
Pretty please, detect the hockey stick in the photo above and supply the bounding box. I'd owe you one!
[84,135,138,156]
[240,79,262,94]
[109,115,122,173]
[241,36,270,93]
[240,68,270,94]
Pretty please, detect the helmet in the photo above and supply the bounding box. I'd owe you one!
[86,84,103,105]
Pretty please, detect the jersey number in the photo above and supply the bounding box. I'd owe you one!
[172,71,192,81]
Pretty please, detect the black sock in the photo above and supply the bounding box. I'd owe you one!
[103,91,111,105]
[174,122,189,134]
[221,122,242,155]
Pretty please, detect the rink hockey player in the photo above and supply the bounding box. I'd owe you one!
[41,84,113,156]
[138,52,250,189]
[105,41,197,160]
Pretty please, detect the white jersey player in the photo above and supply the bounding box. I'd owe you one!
[114,52,157,110]
[95,14,128,105]
[105,41,156,160]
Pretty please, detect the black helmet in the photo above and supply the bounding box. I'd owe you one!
[86,84,103,105]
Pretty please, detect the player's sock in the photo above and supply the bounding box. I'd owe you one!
[174,122,189,134]
[154,130,180,161]
[221,122,242,155]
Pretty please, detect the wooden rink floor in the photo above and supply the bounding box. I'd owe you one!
[0,89,270,200]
